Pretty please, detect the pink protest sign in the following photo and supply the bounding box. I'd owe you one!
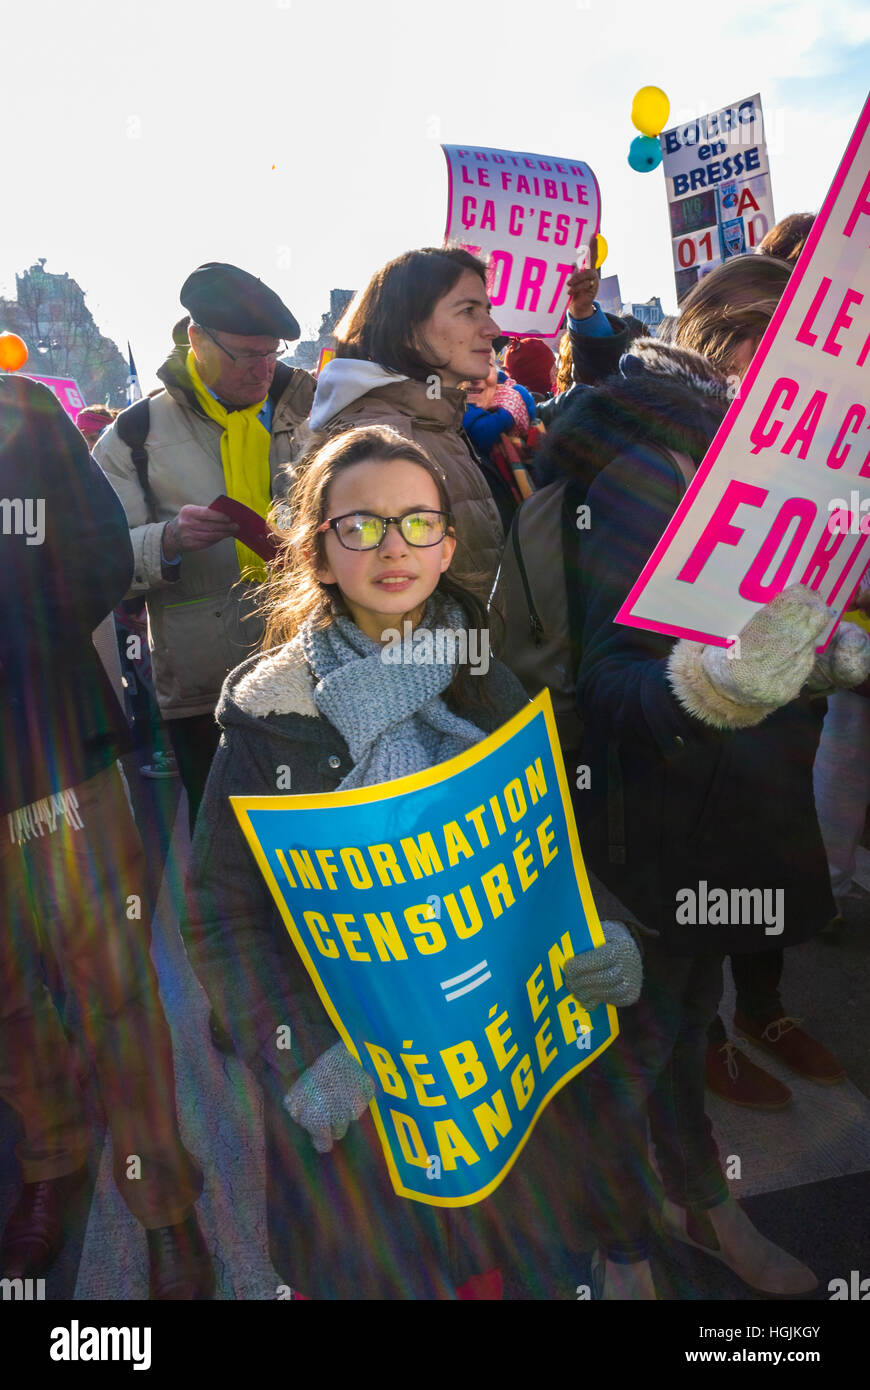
[617,95,870,650]
[442,144,601,338]
[21,374,86,423]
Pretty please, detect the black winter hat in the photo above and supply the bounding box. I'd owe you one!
[180,262,300,340]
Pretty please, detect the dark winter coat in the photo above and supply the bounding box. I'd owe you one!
[0,375,133,815]
[539,342,835,954]
[183,638,589,1297]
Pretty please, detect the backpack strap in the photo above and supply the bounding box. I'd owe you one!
[657,445,696,494]
[115,397,155,520]
[509,507,544,647]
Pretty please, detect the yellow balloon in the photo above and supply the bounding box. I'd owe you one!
[0,332,28,372]
[594,234,608,269]
[631,85,670,138]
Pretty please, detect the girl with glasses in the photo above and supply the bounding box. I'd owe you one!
[182,424,641,1299]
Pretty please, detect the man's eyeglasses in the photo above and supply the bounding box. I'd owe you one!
[317,510,453,551]
[198,325,286,367]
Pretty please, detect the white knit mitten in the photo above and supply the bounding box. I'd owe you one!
[668,585,831,729]
[564,921,642,1010]
[806,621,870,693]
[283,1043,375,1154]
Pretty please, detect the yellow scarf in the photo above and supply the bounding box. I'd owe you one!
[186,349,271,581]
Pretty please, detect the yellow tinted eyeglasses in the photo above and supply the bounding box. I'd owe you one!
[317,510,452,551]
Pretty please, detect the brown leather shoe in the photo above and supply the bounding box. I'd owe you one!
[734,1013,846,1084]
[706,1040,792,1109]
[147,1211,215,1300]
[0,1167,89,1278]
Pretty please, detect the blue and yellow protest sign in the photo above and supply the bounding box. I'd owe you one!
[231,691,617,1207]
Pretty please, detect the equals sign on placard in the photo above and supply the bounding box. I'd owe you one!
[440,960,491,1002]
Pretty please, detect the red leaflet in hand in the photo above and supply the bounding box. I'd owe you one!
[209,495,280,562]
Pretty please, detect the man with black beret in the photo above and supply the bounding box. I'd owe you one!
[95,264,314,828]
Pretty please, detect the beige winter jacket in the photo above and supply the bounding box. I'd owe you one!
[307,361,504,593]
[94,348,315,719]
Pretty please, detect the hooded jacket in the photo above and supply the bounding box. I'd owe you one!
[539,340,834,954]
[94,343,315,719]
[308,359,505,593]
[182,636,534,1298]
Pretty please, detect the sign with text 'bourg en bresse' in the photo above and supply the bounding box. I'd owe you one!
[661,94,775,303]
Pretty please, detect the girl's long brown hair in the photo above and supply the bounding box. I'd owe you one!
[261,425,497,715]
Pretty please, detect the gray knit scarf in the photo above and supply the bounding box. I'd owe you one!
[299,596,485,790]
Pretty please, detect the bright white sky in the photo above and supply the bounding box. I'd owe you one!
[2,0,868,392]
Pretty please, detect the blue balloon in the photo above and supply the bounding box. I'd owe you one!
[628,135,663,172]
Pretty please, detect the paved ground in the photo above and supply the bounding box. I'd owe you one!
[2,752,869,1301]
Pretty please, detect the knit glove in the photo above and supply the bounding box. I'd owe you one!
[805,620,870,693]
[564,920,643,1011]
[493,381,530,434]
[668,585,831,730]
[283,1043,376,1154]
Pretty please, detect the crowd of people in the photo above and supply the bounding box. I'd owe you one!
[2,214,867,1301]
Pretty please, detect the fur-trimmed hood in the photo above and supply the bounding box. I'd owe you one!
[536,338,731,491]
[215,638,320,743]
